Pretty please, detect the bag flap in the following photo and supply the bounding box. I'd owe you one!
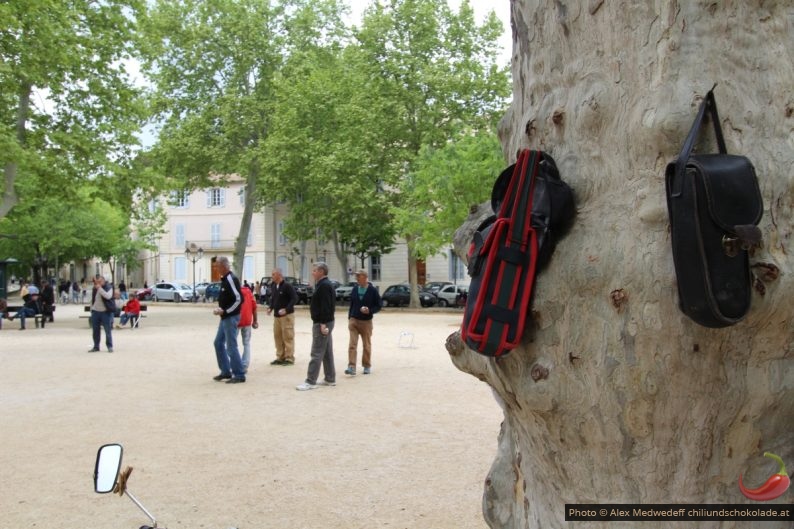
[689,154,763,230]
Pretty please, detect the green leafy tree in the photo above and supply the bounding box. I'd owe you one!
[352,0,509,305]
[0,0,146,219]
[396,129,504,258]
[141,0,348,277]
[260,19,410,280]
[0,188,140,284]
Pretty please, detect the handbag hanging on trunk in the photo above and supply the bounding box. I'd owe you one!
[665,87,763,328]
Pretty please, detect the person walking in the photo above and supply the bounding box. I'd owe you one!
[72,280,81,304]
[296,262,336,391]
[345,269,381,376]
[238,285,258,373]
[88,275,114,352]
[212,256,246,384]
[267,268,298,366]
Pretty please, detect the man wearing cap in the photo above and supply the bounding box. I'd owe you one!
[345,268,381,376]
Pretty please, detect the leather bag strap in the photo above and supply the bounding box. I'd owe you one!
[671,87,727,197]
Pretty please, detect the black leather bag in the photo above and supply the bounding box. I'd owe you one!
[665,89,763,328]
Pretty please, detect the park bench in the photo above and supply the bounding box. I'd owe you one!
[81,304,148,328]
[4,305,55,329]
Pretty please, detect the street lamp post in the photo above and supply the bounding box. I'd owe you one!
[185,246,204,302]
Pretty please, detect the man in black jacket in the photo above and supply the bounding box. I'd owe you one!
[266,267,298,365]
[212,256,246,384]
[296,262,336,390]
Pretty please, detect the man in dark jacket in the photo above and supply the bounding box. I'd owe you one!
[345,268,381,376]
[266,268,298,365]
[296,262,336,390]
[40,280,55,322]
[211,256,246,384]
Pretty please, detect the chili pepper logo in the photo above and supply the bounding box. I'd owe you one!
[738,452,790,501]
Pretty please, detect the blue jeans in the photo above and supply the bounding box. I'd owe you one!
[214,315,244,378]
[16,307,37,329]
[240,326,252,371]
[90,310,114,350]
[119,312,138,327]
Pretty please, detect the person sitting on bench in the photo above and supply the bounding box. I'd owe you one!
[118,296,141,328]
[9,286,43,330]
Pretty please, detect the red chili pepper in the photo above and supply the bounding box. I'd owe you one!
[739,452,790,501]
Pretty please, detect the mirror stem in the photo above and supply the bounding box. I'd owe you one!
[125,489,158,527]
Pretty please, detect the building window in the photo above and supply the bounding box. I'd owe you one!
[247,226,253,247]
[211,224,221,248]
[278,221,287,246]
[449,249,465,281]
[174,256,187,282]
[206,188,225,208]
[171,190,190,208]
[370,255,381,281]
[276,255,288,274]
[175,224,185,248]
[243,256,254,282]
[239,187,245,205]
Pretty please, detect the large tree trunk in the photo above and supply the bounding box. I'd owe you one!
[233,164,259,279]
[1,82,31,219]
[448,2,793,528]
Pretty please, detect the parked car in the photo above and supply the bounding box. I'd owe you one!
[335,281,357,302]
[194,282,211,296]
[261,276,313,304]
[381,284,437,307]
[204,281,222,302]
[435,284,468,307]
[152,281,195,302]
[135,287,152,301]
[422,281,453,295]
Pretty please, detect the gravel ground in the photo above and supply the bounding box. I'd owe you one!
[0,301,500,529]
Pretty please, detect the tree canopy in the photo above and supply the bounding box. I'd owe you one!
[0,0,146,219]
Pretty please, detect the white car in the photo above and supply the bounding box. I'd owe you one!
[152,281,195,302]
[335,282,357,301]
[435,284,468,307]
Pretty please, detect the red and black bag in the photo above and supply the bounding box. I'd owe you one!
[462,149,574,357]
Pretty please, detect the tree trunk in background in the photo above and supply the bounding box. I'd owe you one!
[448,2,793,528]
[234,165,259,281]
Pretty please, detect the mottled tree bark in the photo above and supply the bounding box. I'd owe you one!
[448,2,794,528]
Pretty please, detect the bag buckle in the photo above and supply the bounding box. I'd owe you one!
[722,235,741,257]
[722,225,763,257]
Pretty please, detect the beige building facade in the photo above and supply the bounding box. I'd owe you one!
[131,179,468,291]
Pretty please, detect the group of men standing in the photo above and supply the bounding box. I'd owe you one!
[210,257,382,390]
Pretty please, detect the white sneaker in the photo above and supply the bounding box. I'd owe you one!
[318,380,336,387]
[296,382,318,391]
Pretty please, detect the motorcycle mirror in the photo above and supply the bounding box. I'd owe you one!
[94,443,123,494]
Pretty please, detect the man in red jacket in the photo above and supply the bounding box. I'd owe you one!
[238,286,258,373]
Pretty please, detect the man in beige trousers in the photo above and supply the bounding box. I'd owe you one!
[345,269,381,376]
[266,268,298,365]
